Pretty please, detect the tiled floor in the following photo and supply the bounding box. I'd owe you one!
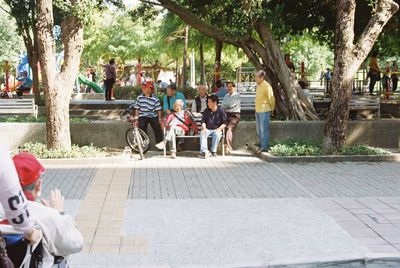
[41,152,400,266]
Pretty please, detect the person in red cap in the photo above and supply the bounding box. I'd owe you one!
[13,152,46,202]
[0,146,41,244]
[11,152,83,266]
[133,81,164,144]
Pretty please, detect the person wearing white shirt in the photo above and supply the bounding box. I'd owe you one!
[221,82,241,153]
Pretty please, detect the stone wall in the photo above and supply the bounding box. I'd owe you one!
[1,120,399,151]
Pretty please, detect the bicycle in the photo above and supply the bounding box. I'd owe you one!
[120,105,150,160]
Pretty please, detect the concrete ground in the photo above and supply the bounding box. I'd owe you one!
[40,151,400,267]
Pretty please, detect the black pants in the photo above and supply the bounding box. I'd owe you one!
[104,78,115,100]
[369,75,379,94]
[16,86,31,97]
[139,116,163,143]
[393,78,398,92]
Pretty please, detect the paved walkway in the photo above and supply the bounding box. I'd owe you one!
[39,151,400,267]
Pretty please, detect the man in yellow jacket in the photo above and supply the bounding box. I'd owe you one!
[255,70,275,153]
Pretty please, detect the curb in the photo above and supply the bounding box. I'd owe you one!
[249,146,400,163]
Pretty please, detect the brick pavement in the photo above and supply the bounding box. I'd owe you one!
[39,152,400,265]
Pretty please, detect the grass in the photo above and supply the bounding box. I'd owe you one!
[15,142,107,159]
[269,139,389,156]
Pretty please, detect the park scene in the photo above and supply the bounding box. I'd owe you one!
[0,0,400,267]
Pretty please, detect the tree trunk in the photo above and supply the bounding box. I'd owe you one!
[182,25,189,89]
[36,0,84,150]
[324,0,399,151]
[154,0,317,120]
[199,43,205,85]
[214,39,223,91]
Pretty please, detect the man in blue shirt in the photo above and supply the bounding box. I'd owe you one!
[16,71,32,99]
[134,81,163,143]
[163,84,186,115]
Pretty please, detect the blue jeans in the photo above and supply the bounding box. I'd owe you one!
[200,129,222,153]
[256,112,270,151]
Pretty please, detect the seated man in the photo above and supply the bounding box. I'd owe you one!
[191,84,208,117]
[221,82,241,154]
[9,153,83,266]
[134,81,163,145]
[199,94,227,158]
[163,84,186,115]
[15,71,32,99]
[155,99,198,158]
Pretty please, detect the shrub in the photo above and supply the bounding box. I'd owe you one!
[15,142,106,159]
[339,145,389,155]
[269,139,324,156]
[113,85,142,100]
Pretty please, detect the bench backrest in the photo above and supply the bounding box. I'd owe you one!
[349,97,380,109]
[0,99,38,118]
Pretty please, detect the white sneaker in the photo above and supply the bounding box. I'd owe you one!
[170,152,176,159]
[155,141,166,150]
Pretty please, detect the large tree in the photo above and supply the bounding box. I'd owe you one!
[140,0,399,150]
[35,0,123,150]
[324,0,398,150]
[36,0,84,149]
[139,0,319,120]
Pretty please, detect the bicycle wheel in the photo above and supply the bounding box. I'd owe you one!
[125,127,151,154]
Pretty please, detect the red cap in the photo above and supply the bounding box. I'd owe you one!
[144,81,154,89]
[12,153,45,187]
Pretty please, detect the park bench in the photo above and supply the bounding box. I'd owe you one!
[162,115,225,157]
[0,99,38,118]
[349,97,380,119]
[308,87,326,96]
[218,93,256,112]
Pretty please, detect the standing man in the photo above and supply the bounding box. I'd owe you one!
[221,82,241,154]
[368,52,380,95]
[255,70,275,154]
[134,81,163,144]
[103,59,116,101]
[199,95,227,158]
[163,84,187,115]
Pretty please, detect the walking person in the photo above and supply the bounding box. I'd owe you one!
[368,52,380,95]
[134,81,163,144]
[255,70,275,154]
[103,59,116,100]
[221,82,241,154]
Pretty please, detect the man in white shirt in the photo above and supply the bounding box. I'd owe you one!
[221,82,241,153]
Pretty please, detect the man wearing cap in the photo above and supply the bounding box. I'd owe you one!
[0,146,41,244]
[11,153,83,266]
[155,99,198,158]
[163,84,187,115]
[134,81,164,144]
[15,71,32,99]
